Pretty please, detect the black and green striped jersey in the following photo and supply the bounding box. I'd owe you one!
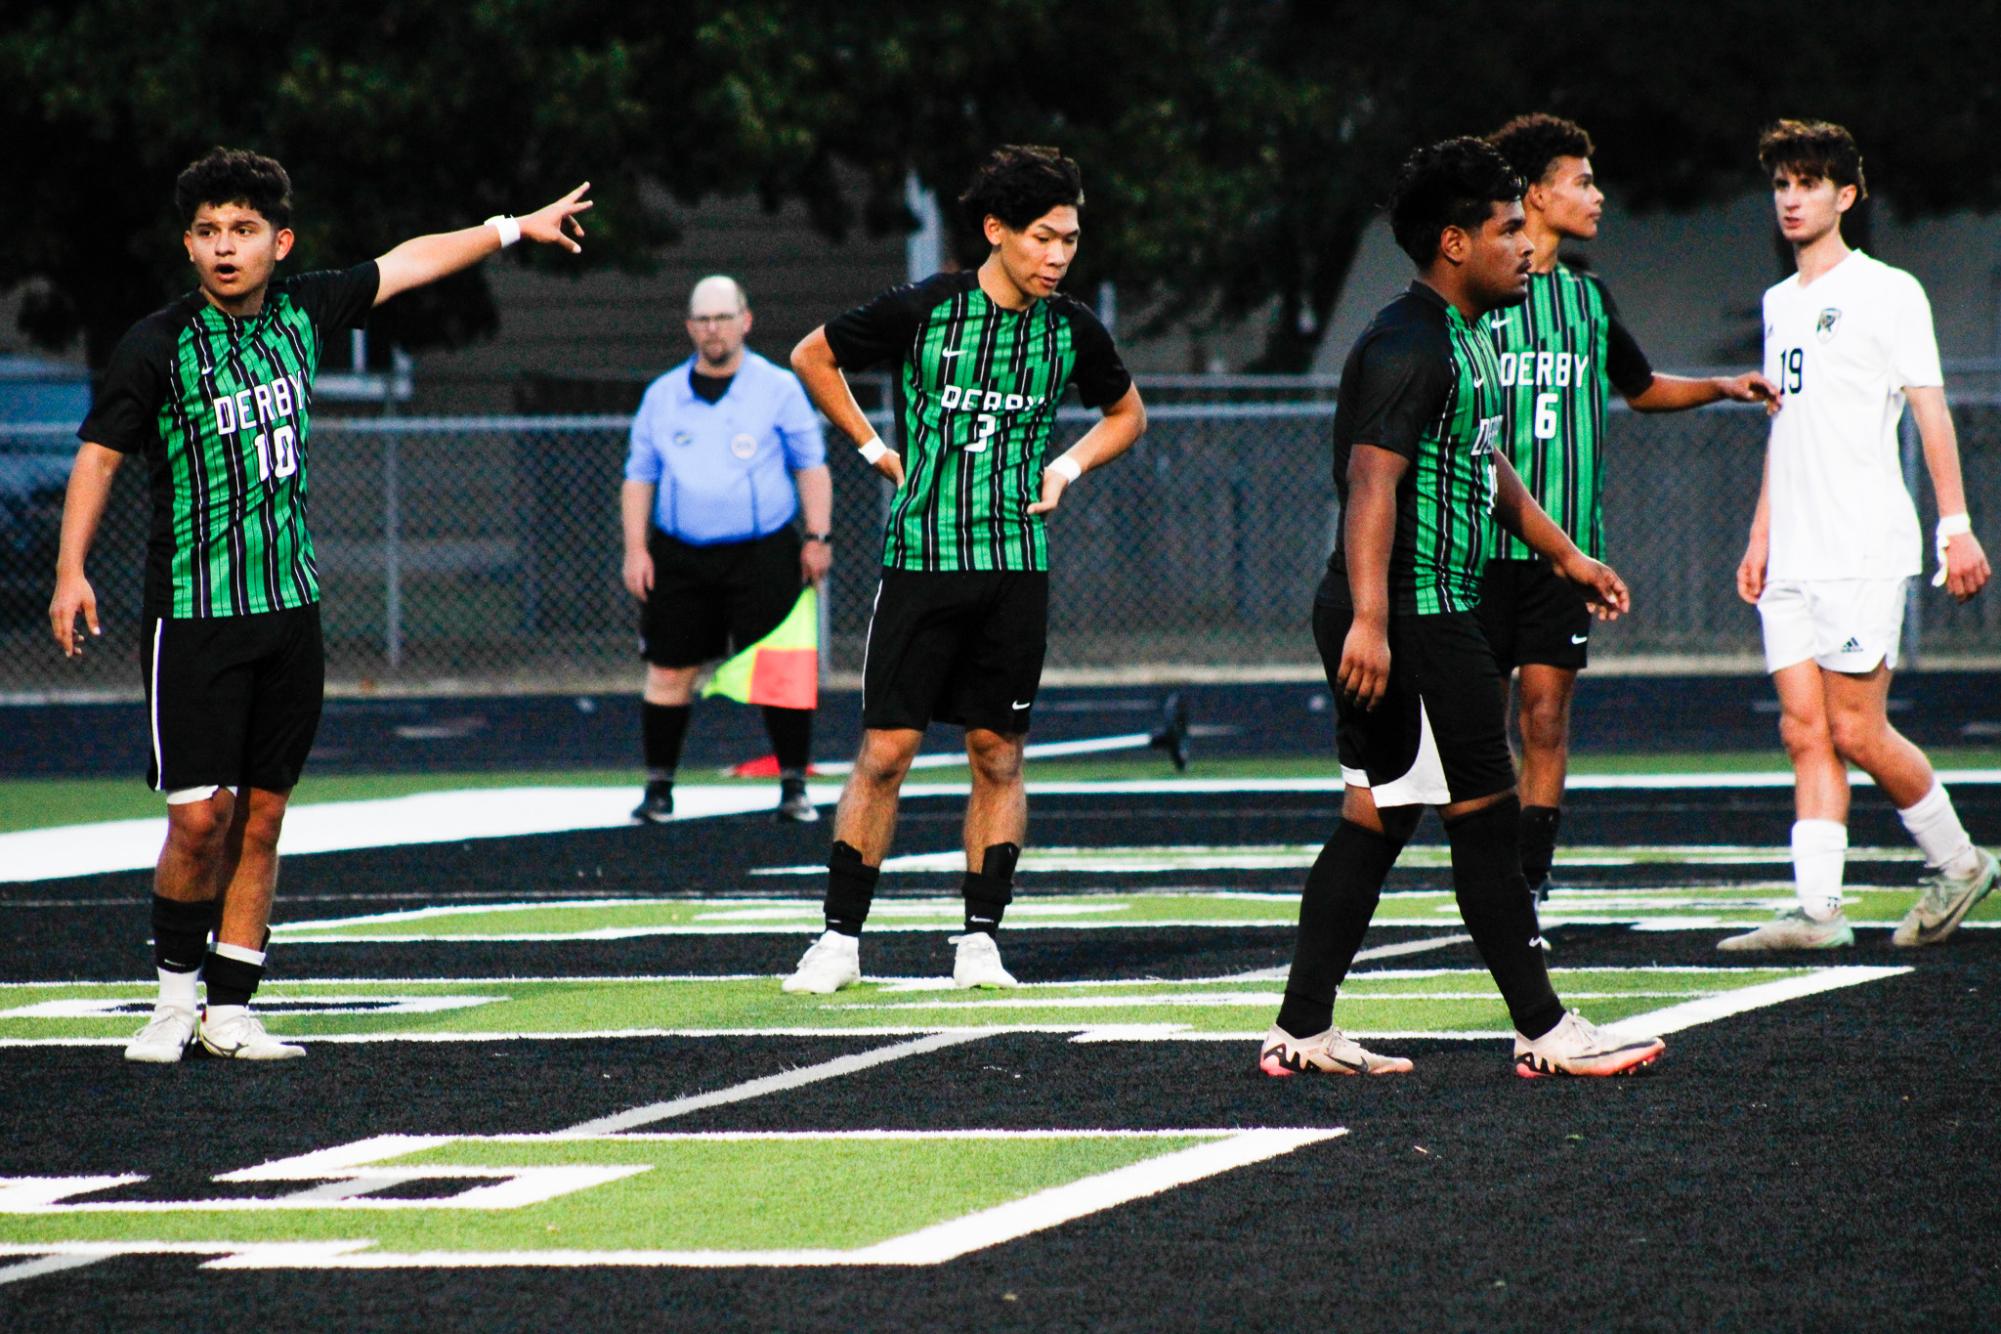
[1480,264,1652,561]
[1326,283,1506,617]
[824,271,1131,572]
[79,263,379,619]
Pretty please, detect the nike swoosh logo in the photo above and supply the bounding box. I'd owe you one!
[1472,375,1485,387]
[1489,317,1510,329]
[941,349,963,358]
[1570,634,1588,644]
[1011,700,1032,710]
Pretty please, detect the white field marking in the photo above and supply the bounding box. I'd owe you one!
[1214,932,1474,981]
[184,1128,1345,1270]
[751,844,1925,877]
[558,1031,990,1136]
[812,732,1154,775]
[1066,1028,1511,1043]
[1600,965,1911,1039]
[11,769,1999,884]
[0,1253,121,1286]
[833,990,1718,1014]
[0,1167,650,1215]
[0,995,500,1020]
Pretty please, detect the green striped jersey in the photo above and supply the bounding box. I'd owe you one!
[1326,283,1507,616]
[824,271,1131,572]
[1479,264,1652,561]
[80,263,379,618]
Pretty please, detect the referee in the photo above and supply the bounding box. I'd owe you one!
[621,275,830,823]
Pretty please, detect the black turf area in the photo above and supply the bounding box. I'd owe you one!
[6,781,2001,1328]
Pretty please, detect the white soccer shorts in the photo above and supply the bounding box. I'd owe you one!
[1757,577,1908,674]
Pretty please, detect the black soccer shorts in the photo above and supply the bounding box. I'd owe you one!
[1476,558,1593,672]
[860,567,1048,734]
[640,527,802,669]
[141,604,325,794]
[1313,597,1514,808]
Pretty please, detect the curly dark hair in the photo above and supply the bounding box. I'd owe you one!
[174,147,293,229]
[1388,137,1523,265]
[958,145,1084,233]
[1757,119,1868,198]
[1488,113,1594,189]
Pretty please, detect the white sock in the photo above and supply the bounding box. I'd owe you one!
[204,1003,247,1025]
[1897,782,1983,879]
[1791,819,1848,920]
[157,967,198,1012]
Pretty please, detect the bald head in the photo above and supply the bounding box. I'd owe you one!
[685,274,751,372]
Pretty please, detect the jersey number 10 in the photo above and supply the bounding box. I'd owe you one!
[251,425,300,482]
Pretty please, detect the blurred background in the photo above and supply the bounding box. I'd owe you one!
[4,0,1997,695]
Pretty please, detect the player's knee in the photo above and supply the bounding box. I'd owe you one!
[1777,710,1833,760]
[164,799,233,858]
[965,732,1024,785]
[1827,710,1885,763]
[854,733,918,788]
[1520,697,1570,751]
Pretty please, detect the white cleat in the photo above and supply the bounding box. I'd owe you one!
[1514,1011,1663,1078]
[950,932,1018,989]
[123,1005,197,1064]
[782,930,861,994]
[1893,848,1999,947]
[197,1009,306,1061]
[1258,1023,1412,1076]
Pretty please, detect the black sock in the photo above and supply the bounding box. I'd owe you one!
[151,895,217,975]
[761,706,813,776]
[202,947,264,1008]
[961,843,1020,936]
[1445,796,1563,1039]
[642,702,691,782]
[1521,804,1561,895]
[1275,820,1404,1038]
[823,841,880,937]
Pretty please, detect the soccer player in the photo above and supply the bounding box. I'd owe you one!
[1261,138,1664,1079]
[781,145,1145,993]
[49,148,592,1061]
[1480,114,1777,903]
[1724,120,1995,951]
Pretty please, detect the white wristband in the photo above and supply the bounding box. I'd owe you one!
[856,437,889,464]
[1933,513,1972,588]
[484,214,521,248]
[1048,454,1083,483]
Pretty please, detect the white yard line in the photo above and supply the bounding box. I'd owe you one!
[1602,965,1912,1039]
[9,769,1998,883]
[557,1031,990,1136]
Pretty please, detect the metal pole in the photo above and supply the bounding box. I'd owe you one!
[383,380,403,673]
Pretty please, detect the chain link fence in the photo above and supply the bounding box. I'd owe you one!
[4,383,1997,696]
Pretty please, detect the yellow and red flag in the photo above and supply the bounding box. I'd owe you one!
[702,587,818,710]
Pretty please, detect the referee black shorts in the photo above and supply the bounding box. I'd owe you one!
[141,605,324,794]
[1313,592,1513,809]
[861,567,1048,734]
[1476,559,1592,672]
[641,527,802,669]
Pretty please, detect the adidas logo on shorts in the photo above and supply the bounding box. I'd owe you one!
[1839,636,1863,654]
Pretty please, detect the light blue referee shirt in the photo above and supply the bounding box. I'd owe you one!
[624,350,826,545]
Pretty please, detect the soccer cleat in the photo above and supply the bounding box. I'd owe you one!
[1149,692,1191,772]
[775,778,819,824]
[123,1005,197,1064]
[950,932,1018,988]
[1258,1023,1412,1076]
[1717,907,1854,952]
[197,1009,305,1061]
[782,930,861,994]
[1893,848,1999,948]
[631,781,674,824]
[1514,1011,1663,1078]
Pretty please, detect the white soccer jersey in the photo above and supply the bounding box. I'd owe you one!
[1762,250,1943,580]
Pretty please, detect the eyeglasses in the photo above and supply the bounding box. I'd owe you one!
[688,313,742,327]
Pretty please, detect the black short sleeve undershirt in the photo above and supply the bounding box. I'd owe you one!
[1592,277,1655,399]
[78,308,182,454]
[1053,297,1133,409]
[278,261,381,334]
[1340,320,1452,461]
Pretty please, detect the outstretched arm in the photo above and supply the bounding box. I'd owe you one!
[373,183,594,307]
[1909,385,1991,601]
[1491,453,1629,619]
[1627,371,1779,413]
